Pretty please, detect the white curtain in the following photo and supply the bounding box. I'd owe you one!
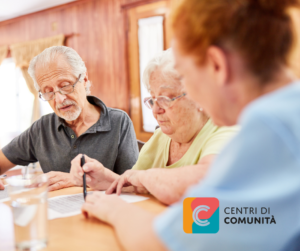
[10,34,65,123]
[138,16,164,132]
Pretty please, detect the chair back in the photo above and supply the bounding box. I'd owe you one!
[137,140,145,152]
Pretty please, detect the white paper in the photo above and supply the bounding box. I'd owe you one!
[48,192,148,220]
[13,204,37,227]
[0,185,10,202]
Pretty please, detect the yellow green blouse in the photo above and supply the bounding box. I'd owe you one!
[132,119,238,170]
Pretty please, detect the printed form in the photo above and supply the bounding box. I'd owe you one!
[1,188,149,220]
[0,185,9,203]
[48,192,148,220]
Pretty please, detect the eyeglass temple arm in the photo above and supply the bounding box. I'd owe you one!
[171,92,186,101]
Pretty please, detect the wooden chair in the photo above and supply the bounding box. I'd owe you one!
[137,126,159,151]
[137,140,145,152]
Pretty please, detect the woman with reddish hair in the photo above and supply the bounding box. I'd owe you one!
[82,0,300,250]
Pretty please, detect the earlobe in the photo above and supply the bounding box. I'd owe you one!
[84,72,88,82]
[207,46,229,87]
[83,72,88,87]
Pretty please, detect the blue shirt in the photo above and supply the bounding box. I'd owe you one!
[154,82,300,251]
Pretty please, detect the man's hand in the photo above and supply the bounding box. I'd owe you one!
[106,169,149,195]
[46,171,80,192]
[70,154,119,191]
[0,179,4,190]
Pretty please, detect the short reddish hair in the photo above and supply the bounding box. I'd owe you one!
[172,0,300,82]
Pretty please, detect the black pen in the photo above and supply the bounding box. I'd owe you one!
[81,154,87,200]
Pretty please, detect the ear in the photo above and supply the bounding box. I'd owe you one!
[83,72,89,86]
[206,46,229,87]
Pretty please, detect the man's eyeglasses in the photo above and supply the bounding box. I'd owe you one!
[144,93,186,110]
[39,74,82,101]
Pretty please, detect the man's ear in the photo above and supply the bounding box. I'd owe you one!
[83,72,88,86]
[206,46,230,87]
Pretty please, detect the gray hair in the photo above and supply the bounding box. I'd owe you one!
[28,46,91,95]
[142,48,180,92]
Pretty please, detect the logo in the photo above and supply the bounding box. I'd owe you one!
[183,197,219,234]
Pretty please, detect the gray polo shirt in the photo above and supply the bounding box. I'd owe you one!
[2,96,139,175]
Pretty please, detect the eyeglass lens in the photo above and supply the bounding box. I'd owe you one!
[147,97,170,109]
[41,85,74,101]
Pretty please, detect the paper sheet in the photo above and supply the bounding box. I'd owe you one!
[13,204,37,227]
[48,192,148,220]
[0,185,10,203]
[1,185,39,227]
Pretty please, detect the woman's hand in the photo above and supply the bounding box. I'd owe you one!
[81,192,126,223]
[81,191,167,251]
[70,154,119,191]
[106,169,149,195]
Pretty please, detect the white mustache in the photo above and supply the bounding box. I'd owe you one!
[56,99,78,110]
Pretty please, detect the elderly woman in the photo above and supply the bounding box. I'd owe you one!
[81,0,300,251]
[71,49,237,204]
[132,49,235,171]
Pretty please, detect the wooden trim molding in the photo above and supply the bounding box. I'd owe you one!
[121,0,162,10]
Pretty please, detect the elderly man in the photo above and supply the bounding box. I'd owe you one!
[0,46,139,191]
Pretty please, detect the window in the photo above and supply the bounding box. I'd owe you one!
[138,16,163,133]
[0,58,34,147]
[127,1,171,141]
[0,58,54,148]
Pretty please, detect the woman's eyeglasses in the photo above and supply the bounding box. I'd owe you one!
[144,93,186,109]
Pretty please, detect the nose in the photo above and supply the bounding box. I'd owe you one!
[152,101,164,115]
[55,91,67,104]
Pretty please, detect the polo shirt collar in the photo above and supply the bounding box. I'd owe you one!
[55,96,111,132]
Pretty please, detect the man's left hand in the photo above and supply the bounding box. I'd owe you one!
[46,171,80,192]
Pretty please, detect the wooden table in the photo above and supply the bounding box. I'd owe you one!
[0,184,167,251]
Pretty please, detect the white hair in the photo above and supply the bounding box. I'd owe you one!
[142,48,180,92]
[28,46,91,95]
